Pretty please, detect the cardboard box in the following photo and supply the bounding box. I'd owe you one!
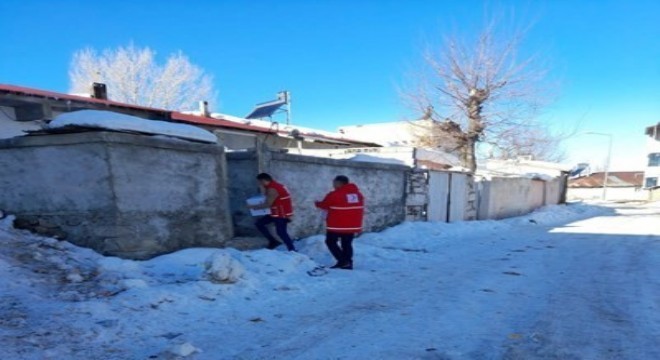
[246,195,271,217]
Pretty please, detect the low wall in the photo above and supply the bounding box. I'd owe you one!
[0,132,232,259]
[650,187,660,201]
[567,187,650,201]
[478,176,564,220]
[262,151,408,239]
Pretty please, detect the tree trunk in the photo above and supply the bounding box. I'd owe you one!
[464,136,477,173]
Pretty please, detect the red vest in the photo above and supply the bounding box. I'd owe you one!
[315,183,365,234]
[266,181,294,218]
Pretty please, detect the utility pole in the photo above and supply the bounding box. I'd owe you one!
[584,132,613,201]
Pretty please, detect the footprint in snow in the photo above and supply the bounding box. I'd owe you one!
[503,271,522,276]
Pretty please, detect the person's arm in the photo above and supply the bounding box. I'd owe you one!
[250,187,279,209]
[315,192,334,210]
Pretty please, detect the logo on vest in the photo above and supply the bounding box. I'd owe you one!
[346,194,359,204]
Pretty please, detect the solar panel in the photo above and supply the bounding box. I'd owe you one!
[245,100,286,119]
[245,91,290,120]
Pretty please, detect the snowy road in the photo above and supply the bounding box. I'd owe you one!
[228,203,660,360]
[2,202,659,359]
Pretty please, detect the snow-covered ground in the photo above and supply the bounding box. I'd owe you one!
[1,202,659,359]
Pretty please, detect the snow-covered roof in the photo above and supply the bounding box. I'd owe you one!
[483,158,572,179]
[49,110,218,143]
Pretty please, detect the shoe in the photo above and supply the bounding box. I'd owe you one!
[330,262,353,270]
[267,241,280,250]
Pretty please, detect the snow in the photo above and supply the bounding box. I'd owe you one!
[1,202,659,359]
[348,153,408,165]
[49,110,217,144]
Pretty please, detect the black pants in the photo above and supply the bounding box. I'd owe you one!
[325,232,354,265]
[255,216,295,251]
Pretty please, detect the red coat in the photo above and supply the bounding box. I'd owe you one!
[315,183,365,234]
[266,181,294,218]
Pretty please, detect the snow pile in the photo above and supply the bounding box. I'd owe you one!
[204,251,246,283]
[49,110,217,144]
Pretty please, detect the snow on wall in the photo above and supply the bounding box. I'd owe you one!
[50,110,217,144]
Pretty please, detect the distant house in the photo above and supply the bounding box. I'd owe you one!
[568,171,646,201]
[0,84,379,150]
[643,123,660,189]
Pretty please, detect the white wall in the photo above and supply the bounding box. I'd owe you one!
[478,177,562,220]
[567,187,650,201]
[0,106,43,139]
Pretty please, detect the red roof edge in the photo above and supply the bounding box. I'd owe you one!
[0,83,168,113]
[1,83,380,146]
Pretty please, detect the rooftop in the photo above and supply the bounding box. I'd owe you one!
[0,83,379,147]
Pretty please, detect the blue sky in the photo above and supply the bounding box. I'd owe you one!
[1,0,659,170]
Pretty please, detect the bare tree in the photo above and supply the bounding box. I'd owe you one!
[69,44,216,110]
[404,16,558,171]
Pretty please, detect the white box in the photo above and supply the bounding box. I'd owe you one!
[247,195,271,217]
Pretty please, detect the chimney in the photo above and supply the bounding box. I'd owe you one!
[199,101,209,117]
[92,83,108,100]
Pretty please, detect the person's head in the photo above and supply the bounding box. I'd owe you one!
[333,175,349,189]
[256,173,273,186]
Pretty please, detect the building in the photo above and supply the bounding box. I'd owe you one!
[568,171,646,201]
[339,118,462,150]
[0,84,379,150]
[643,123,660,189]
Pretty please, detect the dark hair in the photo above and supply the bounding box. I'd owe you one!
[256,173,273,181]
[334,175,349,185]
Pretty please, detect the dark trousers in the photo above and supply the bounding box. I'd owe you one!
[325,232,354,265]
[255,216,295,251]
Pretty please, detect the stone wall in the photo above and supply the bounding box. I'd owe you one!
[0,132,232,259]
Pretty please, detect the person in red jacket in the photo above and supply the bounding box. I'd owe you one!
[315,175,364,269]
[250,173,296,251]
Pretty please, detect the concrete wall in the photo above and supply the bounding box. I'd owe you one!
[0,132,232,259]
[650,187,660,201]
[262,151,408,239]
[567,187,650,201]
[478,177,563,220]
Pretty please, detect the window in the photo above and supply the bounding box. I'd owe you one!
[645,177,658,188]
[649,153,660,167]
